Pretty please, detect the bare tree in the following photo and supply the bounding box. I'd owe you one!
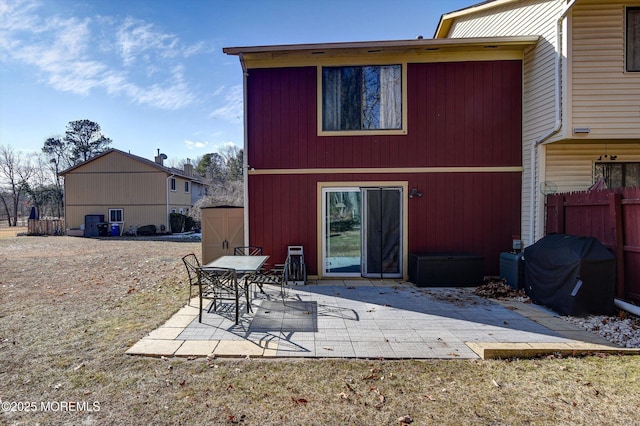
[0,145,32,226]
[22,154,63,218]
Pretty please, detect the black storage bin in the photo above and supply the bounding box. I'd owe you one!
[499,252,525,289]
[409,253,484,287]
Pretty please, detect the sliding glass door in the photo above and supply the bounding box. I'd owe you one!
[323,188,362,276]
[361,187,402,278]
[322,187,402,278]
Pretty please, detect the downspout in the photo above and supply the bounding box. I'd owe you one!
[166,173,175,233]
[615,298,640,317]
[528,0,576,245]
[240,53,250,246]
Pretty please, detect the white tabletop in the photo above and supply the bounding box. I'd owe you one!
[204,255,269,272]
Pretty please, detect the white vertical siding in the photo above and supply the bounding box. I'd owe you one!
[571,0,640,138]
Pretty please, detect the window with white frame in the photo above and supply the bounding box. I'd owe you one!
[109,208,123,223]
[627,7,640,72]
[185,181,190,193]
[594,162,640,188]
[170,178,176,191]
[321,64,403,132]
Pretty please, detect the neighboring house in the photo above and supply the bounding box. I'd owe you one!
[59,149,207,234]
[224,36,539,279]
[435,0,640,244]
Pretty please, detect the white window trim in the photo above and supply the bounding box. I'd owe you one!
[108,208,123,223]
[316,62,408,136]
[170,178,176,192]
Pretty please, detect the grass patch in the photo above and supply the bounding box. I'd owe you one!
[1,236,638,425]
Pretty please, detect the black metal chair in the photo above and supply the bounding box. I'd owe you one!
[197,267,251,324]
[233,246,263,256]
[249,255,291,300]
[181,253,201,306]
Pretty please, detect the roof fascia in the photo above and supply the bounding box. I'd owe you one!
[224,36,539,68]
[58,148,204,182]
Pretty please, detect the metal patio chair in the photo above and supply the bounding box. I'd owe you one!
[250,256,291,299]
[181,253,201,306]
[233,246,263,256]
[196,266,251,324]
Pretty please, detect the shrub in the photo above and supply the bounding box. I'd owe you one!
[137,224,156,236]
[184,216,196,232]
[169,213,185,233]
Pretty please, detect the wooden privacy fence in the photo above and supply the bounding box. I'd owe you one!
[546,187,640,304]
[27,218,65,236]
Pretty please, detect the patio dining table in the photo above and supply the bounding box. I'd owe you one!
[204,255,269,274]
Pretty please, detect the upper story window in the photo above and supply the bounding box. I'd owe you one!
[320,64,405,135]
[170,178,176,191]
[627,7,640,72]
[185,181,190,193]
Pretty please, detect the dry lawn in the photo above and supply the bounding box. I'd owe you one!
[0,235,638,425]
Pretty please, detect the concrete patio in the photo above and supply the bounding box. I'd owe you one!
[126,280,639,360]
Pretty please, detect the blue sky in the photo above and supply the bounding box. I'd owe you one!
[1,0,478,165]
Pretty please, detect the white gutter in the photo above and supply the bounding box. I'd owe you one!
[528,0,576,245]
[166,173,175,232]
[240,52,250,246]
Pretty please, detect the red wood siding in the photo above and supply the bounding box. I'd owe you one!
[247,61,522,170]
[248,172,522,276]
[246,60,523,277]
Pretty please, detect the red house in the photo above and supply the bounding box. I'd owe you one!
[224,36,538,280]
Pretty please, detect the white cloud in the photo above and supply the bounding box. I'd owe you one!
[116,17,180,66]
[184,140,209,150]
[209,85,243,122]
[0,0,205,110]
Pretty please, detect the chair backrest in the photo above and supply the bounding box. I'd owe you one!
[182,253,201,285]
[198,267,237,294]
[234,246,263,256]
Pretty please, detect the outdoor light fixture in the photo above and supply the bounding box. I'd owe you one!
[409,188,423,198]
[597,144,617,161]
[573,127,591,134]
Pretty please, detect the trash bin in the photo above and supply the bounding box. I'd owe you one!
[499,252,524,289]
[96,222,109,237]
[110,223,120,236]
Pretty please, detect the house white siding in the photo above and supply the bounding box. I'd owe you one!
[570,0,640,138]
[545,142,640,192]
[443,0,563,244]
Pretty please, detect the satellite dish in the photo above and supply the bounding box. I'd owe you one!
[540,181,558,195]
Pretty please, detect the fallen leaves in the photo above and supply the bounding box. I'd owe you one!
[397,415,413,425]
